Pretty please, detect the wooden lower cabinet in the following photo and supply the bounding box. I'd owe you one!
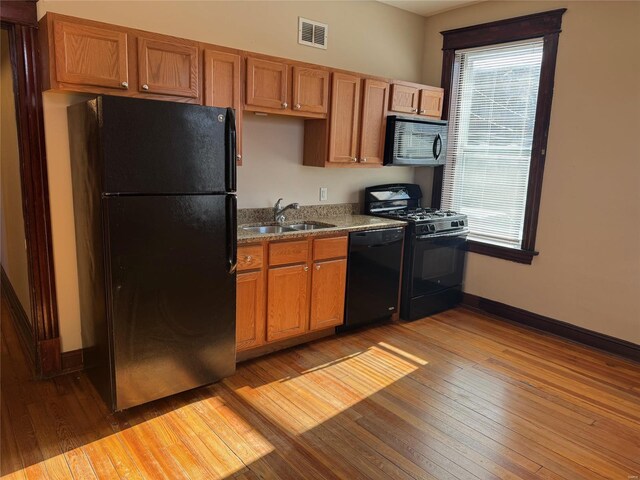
[309,258,347,331]
[266,263,310,342]
[236,270,265,351]
[236,236,348,355]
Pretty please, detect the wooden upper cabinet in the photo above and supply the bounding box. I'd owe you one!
[52,20,129,90]
[204,50,240,110]
[204,49,243,163]
[419,87,444,118]
[390,83,419,114]
[328,73,361,164]
[359,79,389,166]
[137,35,199,98]
[236,270,265,352]
[267,264,309,342]
[245,57,288,110]
[292,66,329,115]
[309,258,347,331]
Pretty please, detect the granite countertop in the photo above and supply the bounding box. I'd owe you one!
[238,214,406,244]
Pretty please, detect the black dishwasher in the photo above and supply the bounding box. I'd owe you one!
[339,227,404,331]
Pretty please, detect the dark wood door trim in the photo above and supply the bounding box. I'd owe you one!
[0,0,37,27]
[2,1,61,377]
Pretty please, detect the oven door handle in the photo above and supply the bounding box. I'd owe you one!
[416,228,469,240]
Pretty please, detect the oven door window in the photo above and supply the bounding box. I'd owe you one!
[412,235,466,296]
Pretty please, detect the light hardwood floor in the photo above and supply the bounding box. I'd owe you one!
[2,294,639,479]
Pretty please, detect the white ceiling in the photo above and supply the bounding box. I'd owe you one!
[378,0,481,17]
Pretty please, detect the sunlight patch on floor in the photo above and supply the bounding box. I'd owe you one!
[230,344,421,436]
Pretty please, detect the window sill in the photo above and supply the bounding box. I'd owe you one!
[466,240,538,265]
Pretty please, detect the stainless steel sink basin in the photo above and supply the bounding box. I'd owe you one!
[241,221,335,234]
[241,225,295,234]
[288,222,335,231]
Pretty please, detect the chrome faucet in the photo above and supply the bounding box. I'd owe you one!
[274,198,300,224]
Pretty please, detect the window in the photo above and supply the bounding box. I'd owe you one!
[442,39,543,249]
[433,9,566,264]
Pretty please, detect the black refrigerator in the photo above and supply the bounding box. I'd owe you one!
[68,95,238,411]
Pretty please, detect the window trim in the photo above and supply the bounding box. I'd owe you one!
[432,9,566,265]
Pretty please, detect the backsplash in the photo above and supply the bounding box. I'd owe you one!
[238,203,361,224]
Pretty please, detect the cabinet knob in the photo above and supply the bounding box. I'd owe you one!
[361,158,367,163]
[236,154,242,160]
[412,108,418,113]
[245,255,252,261]
[282,102,288,109]
[351,157,357,163]
[142,84,149,91]
[294,103,301,110]
[120,81,129,89]
[315,265,320,270]
[303,266,309,271]
[419,110,426,114]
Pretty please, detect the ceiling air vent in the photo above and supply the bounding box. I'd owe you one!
[298,17,328,50]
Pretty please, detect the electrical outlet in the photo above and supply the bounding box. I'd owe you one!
[319,187,328,202]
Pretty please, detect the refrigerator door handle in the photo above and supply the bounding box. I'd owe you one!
[226,194,238,274]
[225,108,237,192]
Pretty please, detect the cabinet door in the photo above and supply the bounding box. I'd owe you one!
[53,20,129,90]
[137,36,199,98]
[328,73,361,164]
[204,50,243,163]
[292,66,329,115]
[390,83,419,114]
[359,79,389,166]
[419,88,444,118]
[309,259,347,331]
[236,270,265,352]
[246,57,288,110]
[267,264,309,342]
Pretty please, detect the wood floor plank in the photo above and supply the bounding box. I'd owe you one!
[2,297,639,480]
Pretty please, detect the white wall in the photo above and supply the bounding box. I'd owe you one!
[239,115,413,208]
[37,1,426,351]
[420,1,640,344]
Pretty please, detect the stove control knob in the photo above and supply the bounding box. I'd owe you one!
[459,220,464,226]
[429,224,436,231]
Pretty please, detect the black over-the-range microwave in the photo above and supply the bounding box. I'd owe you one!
[384,115,448,167]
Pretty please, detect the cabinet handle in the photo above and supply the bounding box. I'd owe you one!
[351,157,357,163]
[303,266,309,271]
[282,102,288,109]
[245,255,252,261]
[120,81,128,89]
[142,84,149,91]
[294,103,301,110]
[412,108,418,113]
[315,265,320,270]
[361,158,367,163]
[236,154,242,160]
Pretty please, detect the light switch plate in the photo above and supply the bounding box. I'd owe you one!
[319,187,328,201]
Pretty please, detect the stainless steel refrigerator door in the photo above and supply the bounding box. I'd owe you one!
[104,194,236,410]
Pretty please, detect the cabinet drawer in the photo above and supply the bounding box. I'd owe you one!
[313,236,347,261]
[237,245,264,271]
[269,240,309,266]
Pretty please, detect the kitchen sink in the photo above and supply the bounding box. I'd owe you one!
[241,222,336,234]
[241,225,296,234]
[288,222,335,231]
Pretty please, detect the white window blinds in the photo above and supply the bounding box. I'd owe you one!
[441,39,544,249]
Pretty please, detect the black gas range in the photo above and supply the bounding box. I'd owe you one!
[365,183,468,320]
